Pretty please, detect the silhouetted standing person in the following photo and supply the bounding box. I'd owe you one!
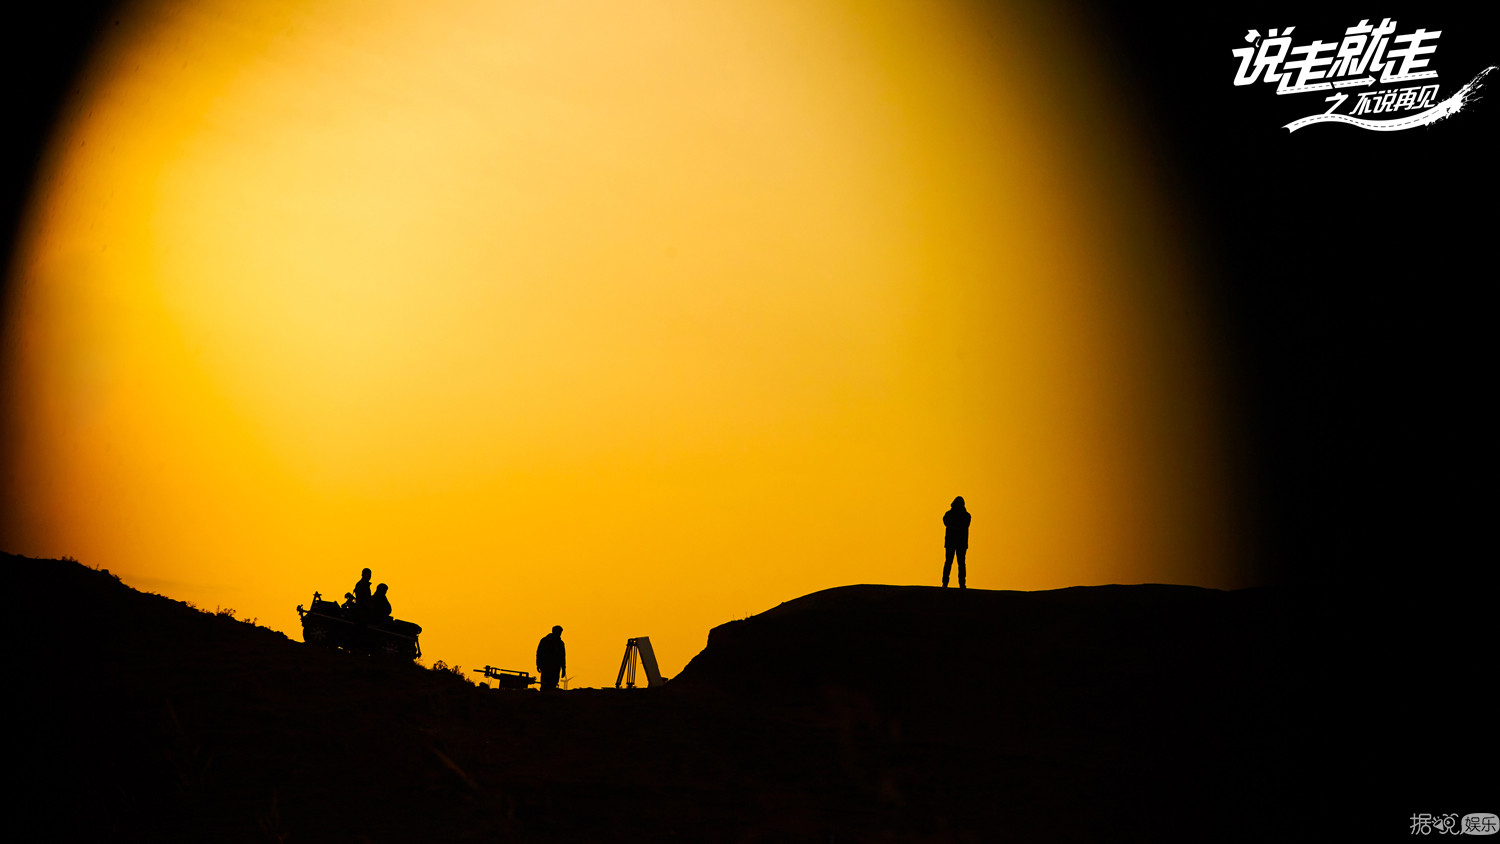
[352,568,372,616]
[943,496,971,589]
[537,625,566,690]
[369,583,392,622]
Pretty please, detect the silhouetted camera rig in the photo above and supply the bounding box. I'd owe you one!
[473,665,537,690]
[615,636,666,688]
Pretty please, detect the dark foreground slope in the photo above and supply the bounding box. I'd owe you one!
[9,553,1327,842]
[673,584,1292,834]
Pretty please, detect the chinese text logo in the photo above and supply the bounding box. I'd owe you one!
[1410,812,1498,835]
[1230,19,1495,132]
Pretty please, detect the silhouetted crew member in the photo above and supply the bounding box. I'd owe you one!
[536,626,566,690]
[352,568,373,614]
[369,583,392,622]
[943,496,971,589]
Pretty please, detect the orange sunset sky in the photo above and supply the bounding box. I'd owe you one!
[2,0,1242,686]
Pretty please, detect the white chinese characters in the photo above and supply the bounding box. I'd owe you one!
[1229,18,1495,132]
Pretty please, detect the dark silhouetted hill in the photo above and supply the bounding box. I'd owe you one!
[12,551,1471,842]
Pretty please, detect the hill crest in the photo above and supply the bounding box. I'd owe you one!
[9,551,1291,842]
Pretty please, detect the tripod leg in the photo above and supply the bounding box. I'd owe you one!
[616,639,635,689]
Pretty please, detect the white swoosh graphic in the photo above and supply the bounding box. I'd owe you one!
[1284,66,1494,132]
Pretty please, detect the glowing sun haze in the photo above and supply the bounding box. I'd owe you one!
[3,0,1238,684]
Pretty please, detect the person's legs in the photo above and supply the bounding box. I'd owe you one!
[943,546,955,587]
[542,667,560,690]
[957,548,967,589]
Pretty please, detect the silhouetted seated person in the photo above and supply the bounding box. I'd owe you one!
[369,583,393,624]
[942,495,971,589]
[536,625,566,690]
[340,592,357,613]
